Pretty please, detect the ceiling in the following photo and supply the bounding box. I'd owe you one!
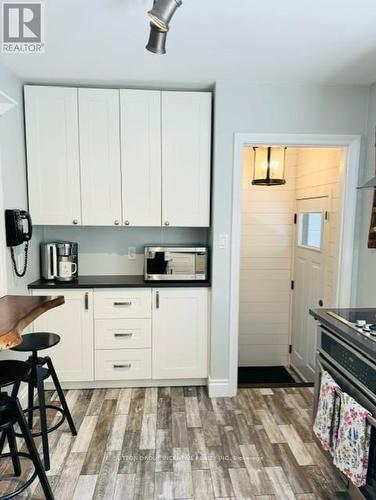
[2,0,376,87]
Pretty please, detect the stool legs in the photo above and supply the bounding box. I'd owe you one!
[0,381,21,455]
[12,396,54,500]
[45,357,77,436]
[27,380,34,430]
[5,427,21,477]
[36,364,50,471]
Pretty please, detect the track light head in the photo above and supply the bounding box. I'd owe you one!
[145,24,167,55]
[147,0,182,32]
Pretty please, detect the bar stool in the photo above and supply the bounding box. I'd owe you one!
[0,360,54,500]
[11,332,77,471]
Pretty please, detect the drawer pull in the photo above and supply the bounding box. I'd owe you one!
[114,333,133,337]
[113,301,132,306]
[113,364,132,369]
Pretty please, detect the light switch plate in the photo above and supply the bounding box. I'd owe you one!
[128,247,136,260]
[219,233,229,249]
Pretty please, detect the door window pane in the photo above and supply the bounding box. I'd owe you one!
[298,212,323,249]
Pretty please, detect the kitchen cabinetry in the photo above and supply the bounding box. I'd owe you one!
[24,86,81,225]
[31,290,94,382]
[152,288,208,378]
[120,90,161,227]
[25,86,212,228]
[31,287,208,385]
[161,91,212,227]
[78,88,122,226]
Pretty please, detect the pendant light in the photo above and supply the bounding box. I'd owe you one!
[252,146,287,186]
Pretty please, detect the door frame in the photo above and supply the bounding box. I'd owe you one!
[229,133,361,397]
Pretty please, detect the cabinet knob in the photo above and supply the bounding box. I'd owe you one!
[124,220,130,226]
[73,219,79,225]
[114,220,120,226]
[164,221,170,226]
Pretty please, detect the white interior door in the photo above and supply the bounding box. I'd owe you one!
[291,197,328,381]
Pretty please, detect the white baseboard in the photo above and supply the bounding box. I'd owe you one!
[208,378,233,397]
[44,378,208,391]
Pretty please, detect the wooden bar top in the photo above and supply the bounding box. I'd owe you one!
[0,295,64,350]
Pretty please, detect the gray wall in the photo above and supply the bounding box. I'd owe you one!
[210,82,370,384]
[0,62,40,294]
[356,82,376,306]
[39,226,209,276]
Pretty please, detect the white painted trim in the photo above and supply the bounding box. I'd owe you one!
[229,133,361,397]
[0,90,17,116]
[44,378,208,390]
[208,378,231,398]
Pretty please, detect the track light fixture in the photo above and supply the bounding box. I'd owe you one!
[147,0,182,31]
[145,0,182,54]
[145,24,167,55]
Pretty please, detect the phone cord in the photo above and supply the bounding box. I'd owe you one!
[10,241,29,278]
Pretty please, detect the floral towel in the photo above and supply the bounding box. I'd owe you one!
[313,370,341,454]
[333,392,371,487]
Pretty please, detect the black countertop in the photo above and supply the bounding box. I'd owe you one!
[28,275,211,289]
[310,308,376,358]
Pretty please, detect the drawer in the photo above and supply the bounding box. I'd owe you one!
[95,319,151,349]
[94,289,151,319]
[95,349,151,380]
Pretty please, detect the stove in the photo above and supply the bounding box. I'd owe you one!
[327,309,376,340]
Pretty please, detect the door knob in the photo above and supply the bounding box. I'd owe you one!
[164,221,170,226]
[73,219,78,225]
[124,220,130,226]
[114,220,120,226]
[318,300,324,307]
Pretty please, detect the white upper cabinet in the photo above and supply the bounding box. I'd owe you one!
[78,89,122,226]
[24,86,81,225]
[120,90,161,227]
[161,91,212,227]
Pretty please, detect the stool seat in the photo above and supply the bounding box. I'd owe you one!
[11,333,60,352]
[0,360,30,388]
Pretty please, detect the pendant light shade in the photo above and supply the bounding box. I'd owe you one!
[146,24,167,54]
[252,146,287,186]
[147,0,182,32]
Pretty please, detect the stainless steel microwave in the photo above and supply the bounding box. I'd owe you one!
[144,246,208,281]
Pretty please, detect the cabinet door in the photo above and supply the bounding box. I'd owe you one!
[161,92,212,227]
[120,90,161,227]
[24,86,81,225]
[152,288,208,379]
[79,89,122,226]
[31,290,94,382]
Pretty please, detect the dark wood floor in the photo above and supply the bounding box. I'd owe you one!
[0,386,349,499]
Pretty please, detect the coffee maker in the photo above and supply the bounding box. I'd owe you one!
[41,242,78,282]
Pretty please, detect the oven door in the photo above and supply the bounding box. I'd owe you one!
[316,353,376,499]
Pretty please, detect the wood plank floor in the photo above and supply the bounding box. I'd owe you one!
[0,386,350,499]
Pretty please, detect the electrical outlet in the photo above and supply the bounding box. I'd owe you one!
[128,247,136,260]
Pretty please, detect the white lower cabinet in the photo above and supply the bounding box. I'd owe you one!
[31,287,209,384]
[152,288,208,379]
[31,290,94,382]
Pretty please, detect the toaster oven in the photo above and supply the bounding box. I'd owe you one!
[144,246,208,281]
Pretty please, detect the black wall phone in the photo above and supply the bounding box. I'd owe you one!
[5,209,33,277]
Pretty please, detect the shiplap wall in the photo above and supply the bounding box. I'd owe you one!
[295,147,343,307]
[239,146,342,367]
[239,147,297,366]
